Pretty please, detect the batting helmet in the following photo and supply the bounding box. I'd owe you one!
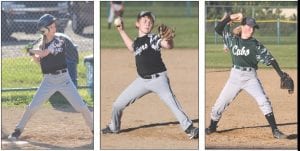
[37,14,57,34]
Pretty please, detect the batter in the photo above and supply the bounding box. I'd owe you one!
[205,13,288,139]
[102,11,198,139]
[8,14,93,141]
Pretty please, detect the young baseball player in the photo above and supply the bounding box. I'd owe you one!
[8,14,93,141]
[107,1,124,29]
[206,13,293,139]
[102,11,198,139]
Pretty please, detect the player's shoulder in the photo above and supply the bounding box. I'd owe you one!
[55,33,73,42]
[250,37,264,45]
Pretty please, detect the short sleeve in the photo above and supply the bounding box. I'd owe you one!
[150,34,162,51]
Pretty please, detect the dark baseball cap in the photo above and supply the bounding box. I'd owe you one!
[137,11,155,22]
[244,17,259,29]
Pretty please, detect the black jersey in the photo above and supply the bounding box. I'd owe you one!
[40,33,73,74]
[133,33,167,76]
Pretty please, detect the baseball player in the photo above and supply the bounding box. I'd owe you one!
[205,12,294,139]
[107,1,124,29]
[102,11,199,139]
[8,14,93,140]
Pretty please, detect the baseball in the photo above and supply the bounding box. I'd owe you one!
[114,17,122,27]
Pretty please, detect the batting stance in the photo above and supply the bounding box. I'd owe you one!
[205,13,294,139]
[8,14,93,140]
[102,11,199,139]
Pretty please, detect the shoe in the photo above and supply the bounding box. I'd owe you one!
[205,127,217,135]
[8,129,21,141]
[185,125,199,139]
[272,129,287,139]
[101,126,118,134]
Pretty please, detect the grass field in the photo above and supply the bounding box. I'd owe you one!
[100,2,199,49]
[1,55,94,107]
[205,44,297,69]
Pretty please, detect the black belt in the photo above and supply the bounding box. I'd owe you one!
[232,65,254,71]
[141,73,160,79]
[47,69,67,75]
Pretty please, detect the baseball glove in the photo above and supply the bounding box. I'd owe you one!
[280,72,294,94]
[158,24,175,41]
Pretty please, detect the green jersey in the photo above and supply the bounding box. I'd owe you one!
[222,25,274,69]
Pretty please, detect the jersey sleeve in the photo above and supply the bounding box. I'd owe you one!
[56,33,79,63]
[255,41,274,66]
[222,25,235,50]
[151,34,162,51]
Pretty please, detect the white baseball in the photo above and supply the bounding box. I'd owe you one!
[114,17,122,27]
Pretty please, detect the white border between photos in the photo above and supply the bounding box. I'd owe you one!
[94,1,100,150]
[199,0,205,150]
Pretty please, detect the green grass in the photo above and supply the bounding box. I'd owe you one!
[100,17,198,49]
[100,1,199,49]
[205,44,297,69]
[1,54,94,107]
[206,34,297,45]
[2,55,89,88]
[1,90,93,107]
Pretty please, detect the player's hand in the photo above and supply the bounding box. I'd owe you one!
[31,54,41,63]
[34,49,50,58]
[115,18,124,32]
[223,44,229,53]
[230,13,243,22]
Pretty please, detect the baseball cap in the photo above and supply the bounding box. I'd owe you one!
[243,17,259,29]
[137,11,155,22]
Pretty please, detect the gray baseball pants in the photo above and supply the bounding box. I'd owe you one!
[15,70,93,132]
[108,71,193,132]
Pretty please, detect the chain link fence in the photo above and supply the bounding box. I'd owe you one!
[205,4,297,45]
[1,1,94,103]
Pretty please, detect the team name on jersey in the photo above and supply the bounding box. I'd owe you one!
[48,37,64,55]
[232,45,250,56]
[135,43,148,56]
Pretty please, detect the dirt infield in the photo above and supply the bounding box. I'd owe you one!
[205,69,297,149]
[1,106,93,149]
[100,49,199,149]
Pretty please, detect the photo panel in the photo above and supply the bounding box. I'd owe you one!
[1,1,94,149]
[100,1,199,149]
[205,1,297,149]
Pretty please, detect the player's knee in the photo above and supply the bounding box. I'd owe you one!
[26,105,39,114]
[160,92,174,101]
[258,100,272,114]
[112,101,126,111]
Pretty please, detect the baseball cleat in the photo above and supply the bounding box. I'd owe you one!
[205,127,217,135]
[8,129,21,141]
[101,126,118,134]
[185,125,199,139]
[272,129,287,139]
